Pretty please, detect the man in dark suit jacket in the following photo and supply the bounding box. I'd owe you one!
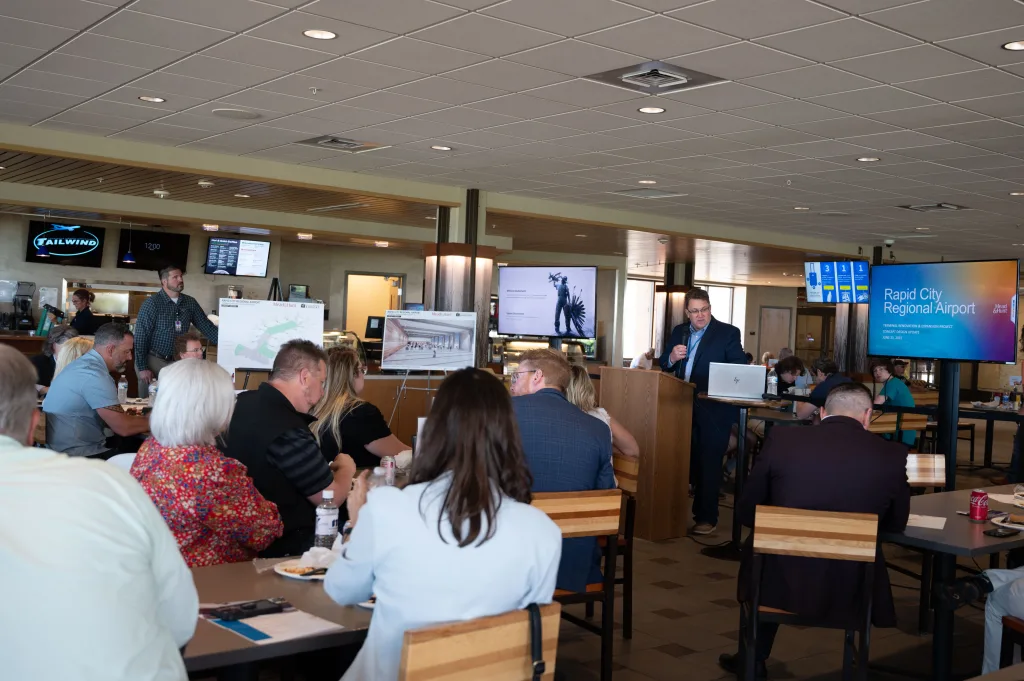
[659,288,747,534]
[511,348,615,592]
[719,382,911,678]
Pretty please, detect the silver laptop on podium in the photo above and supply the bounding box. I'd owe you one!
[708,363,766,400]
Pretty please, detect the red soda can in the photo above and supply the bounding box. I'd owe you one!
[969,489,989,522]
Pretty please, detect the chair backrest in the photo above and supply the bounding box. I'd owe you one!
[233,369,270,390]
[906,453,944,487]
[531,490,622,538]
[107,453,136,472]
[399,603,561,681]
[753,505,878,563]
[612,451,639,495]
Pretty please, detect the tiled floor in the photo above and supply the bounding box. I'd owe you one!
[555,417,1016,680]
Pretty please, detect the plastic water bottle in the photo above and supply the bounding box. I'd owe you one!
[314,490,339,548]
[367,467,388,491]
[766,368,778,397]
[148,379,159,407]
[381,456,396,486]
[117,375,128,404]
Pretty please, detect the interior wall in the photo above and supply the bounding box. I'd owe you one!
[743,286,798,358]
[0,213,281,314]
[346,274,395,340]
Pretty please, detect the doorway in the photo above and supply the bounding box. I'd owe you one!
[344,273,404,339]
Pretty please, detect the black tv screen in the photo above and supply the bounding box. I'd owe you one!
[117,229,190,274]
[204,237,271,278]
[26,221,105,267]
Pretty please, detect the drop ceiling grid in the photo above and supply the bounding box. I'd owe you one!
[0,1,1023,256]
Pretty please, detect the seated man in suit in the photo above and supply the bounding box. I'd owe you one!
[511,349,615,592]
[719,382,911,679]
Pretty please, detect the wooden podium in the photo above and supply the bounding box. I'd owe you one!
[599,367,693,541]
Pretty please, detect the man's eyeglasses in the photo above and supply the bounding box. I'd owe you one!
[510,369,536,384]
[687,306,711,316]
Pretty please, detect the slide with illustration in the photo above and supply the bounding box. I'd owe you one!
[498,266,597,338]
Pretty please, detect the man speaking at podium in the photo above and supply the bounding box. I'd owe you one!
[659,288,746,536]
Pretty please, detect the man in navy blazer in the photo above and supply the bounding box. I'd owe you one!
[511,348,615,592]
[660,288,747,535]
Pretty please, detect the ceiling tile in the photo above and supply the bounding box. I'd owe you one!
[0,17,76,51]
[444,59,570,91]
[302,58,425,89]
[899,69,1024,102]
[486,121,579,141]
[157,110,259,132]
[344,90,451,115]
[217,89,324,115]
[840,130,948,150]
[49,109,141,132]
[0,101,64,122]
[528,79,640,107]
[657,155,744,170]
[807,86,937,114]
[73,98,168,121]
[115,122,212,143]
[896,142,994,161]
[710,165,792,179]
[920,120,1024,142]
[131,0,284,32]
[718,127,824,147]
[539,109,639,132]
[593,98,709,122]
[467,93,576,118]
[787,116,900,138]
[506,40,641,76]
[662,112,767,134]
[731,100,843,125]
[244,145,341,164]
[607,145,698,162]
[0,84,92,109]
[418,106,520,129]
[831,45,983,86]
[941,155,1024,171]
[304,0,464,35]
[755,18,918,62]
[579,16,735,60]
[939,28,1024,67]
[482,0,649,37]
[351,38,488,75]
[387,76,507,105]
[202,36,335,71]
[670,0,844,40]
[555,132,661,152]
[6,70,111,98]
[0,0,115,30]
[865,103,986,128]
[260,113,348,135]
[865,0,1024,42]
[30,52,149,86]
[961,135,1024,154]
[58,34,187,70]
[92,11,232,52]
[102,85,208,111]
[760,158,850,173]
[377,117,471,138]
[957,93,1024,119]
[299,103,403,127]
[0,42,44,69]
[740,65,880,99]
[667,42,811,81]
[186,125,310,152]
[247,13,395,56]
[660,82,788,111]
[714,149,803,164]
[615,0,707,10]
[131,71,242,100]
[815,1,919,17]
[412,14,560,57]
[772,139,876,158]
[600,124,701,144]
[164,56,286,88]
[259,74,372,103]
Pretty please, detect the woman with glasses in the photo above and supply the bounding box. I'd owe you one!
[312,348,411,468]
[173,331,204,361]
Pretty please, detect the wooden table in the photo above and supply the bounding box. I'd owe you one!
[184,561,371,673]
[968,662,1024,680]
[867,412,929,436]
[958,403,1024,470]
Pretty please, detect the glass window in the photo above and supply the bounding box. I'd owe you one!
[702,284,734,325]
[623,279,655,360]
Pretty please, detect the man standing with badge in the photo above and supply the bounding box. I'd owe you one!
[134,265,219,397]
[659,288,746,536]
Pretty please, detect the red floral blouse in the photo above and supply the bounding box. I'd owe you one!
[131,438,284,568]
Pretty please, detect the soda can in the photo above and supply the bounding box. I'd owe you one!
[969,489,989,523]
[381,456,396,486]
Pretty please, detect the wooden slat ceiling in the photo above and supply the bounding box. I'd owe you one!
[0,150,439,227]
[487,211,840,286]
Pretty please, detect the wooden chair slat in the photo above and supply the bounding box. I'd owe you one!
[906,453,945,487]
[753,506,879,563]
[613,452,639,495]
[532,490,623,538]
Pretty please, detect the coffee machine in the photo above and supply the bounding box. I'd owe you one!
[13,282,35,331]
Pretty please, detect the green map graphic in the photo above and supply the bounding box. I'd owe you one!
[234,319,300,362]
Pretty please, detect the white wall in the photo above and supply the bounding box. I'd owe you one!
[277,241,424,329]
[743,286,799,358]
[0,213,281,314]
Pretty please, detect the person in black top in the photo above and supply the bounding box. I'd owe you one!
[796,358,853,420]
[312,348,411,469]
[30,324,78,392]
[69,289,101,335]
[774,355,805,395]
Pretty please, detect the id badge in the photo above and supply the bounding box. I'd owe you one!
[175,319,183,332]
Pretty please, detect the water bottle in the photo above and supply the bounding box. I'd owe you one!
[367,467,387,491]
[766,368,778,397]
[381,456,396,486]
[314,490,339,548]
[148,378,159,407]
[117,375,128,404]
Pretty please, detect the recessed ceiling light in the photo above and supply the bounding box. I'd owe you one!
[202,224,219,232]
[430,145,452,151]
[138,95,165,103]
[303,29,337,40]
[0,166,5,170]
[234,193,250,198]
[575,234,587,238]
[915,227,930,231]
[857,156,880,162]
[197,179,215,188]
[1003,41,1024,51]
[1014,243,1024,246]
[425,216,437,220]
[613,251,624,255]
[638,106,665,114]
[375,241,389,248]
[297,233,313,240]
[638,179,657,185]
[1011,192,1024,196]
[794,206,810,211]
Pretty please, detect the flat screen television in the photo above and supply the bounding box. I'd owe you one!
[497,265,597,338]
[868,260,1019,363]
[804,260,870,303]
[26,221,105,267]
[117,229,189,274]
[203,237,270,277]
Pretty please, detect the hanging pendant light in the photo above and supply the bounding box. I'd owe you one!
[122,221,136,264]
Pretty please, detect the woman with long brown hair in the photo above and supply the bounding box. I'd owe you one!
[311,348,410,468]
[324,368,561,681]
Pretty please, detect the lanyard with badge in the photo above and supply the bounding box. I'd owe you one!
[173,299,183,333]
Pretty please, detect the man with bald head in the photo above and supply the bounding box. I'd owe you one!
[719,382,911,678]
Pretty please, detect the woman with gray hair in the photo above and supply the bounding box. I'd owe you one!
[29,324,78,392]
[131,359,283,567]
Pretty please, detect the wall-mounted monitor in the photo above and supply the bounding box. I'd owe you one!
[497,265,597,338]
[804,260,870,303]
[203,237,270,277]
[26,221,105,267]
[117,229,189,274]
[868,260,1019,363]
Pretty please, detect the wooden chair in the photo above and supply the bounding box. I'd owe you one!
[1000,616,1024,669]
[233,369,270,390]
[744,506,879,681]
[532,489,622,681]
[906,453,945,488]
[593,452,639,638]
[399,603,561,681]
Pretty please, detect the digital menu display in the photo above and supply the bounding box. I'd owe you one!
[204,237,270,277]
[804,260,870,303]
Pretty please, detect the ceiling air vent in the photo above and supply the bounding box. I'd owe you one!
[613,188,689,199]
[897,203,968,212]
[586,61,725,95]
[295,136,391,154]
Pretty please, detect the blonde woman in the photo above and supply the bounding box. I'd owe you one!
[54,337,95,378]
[312,348,410,468]
[566,364,639,458]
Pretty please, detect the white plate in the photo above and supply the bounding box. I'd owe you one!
[273,559,326,581]
[358,598,376,609]
[991,515,1024,531]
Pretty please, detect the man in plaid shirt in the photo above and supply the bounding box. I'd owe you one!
[134,265,218,397]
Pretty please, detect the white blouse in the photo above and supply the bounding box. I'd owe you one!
[323,475,562,681]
